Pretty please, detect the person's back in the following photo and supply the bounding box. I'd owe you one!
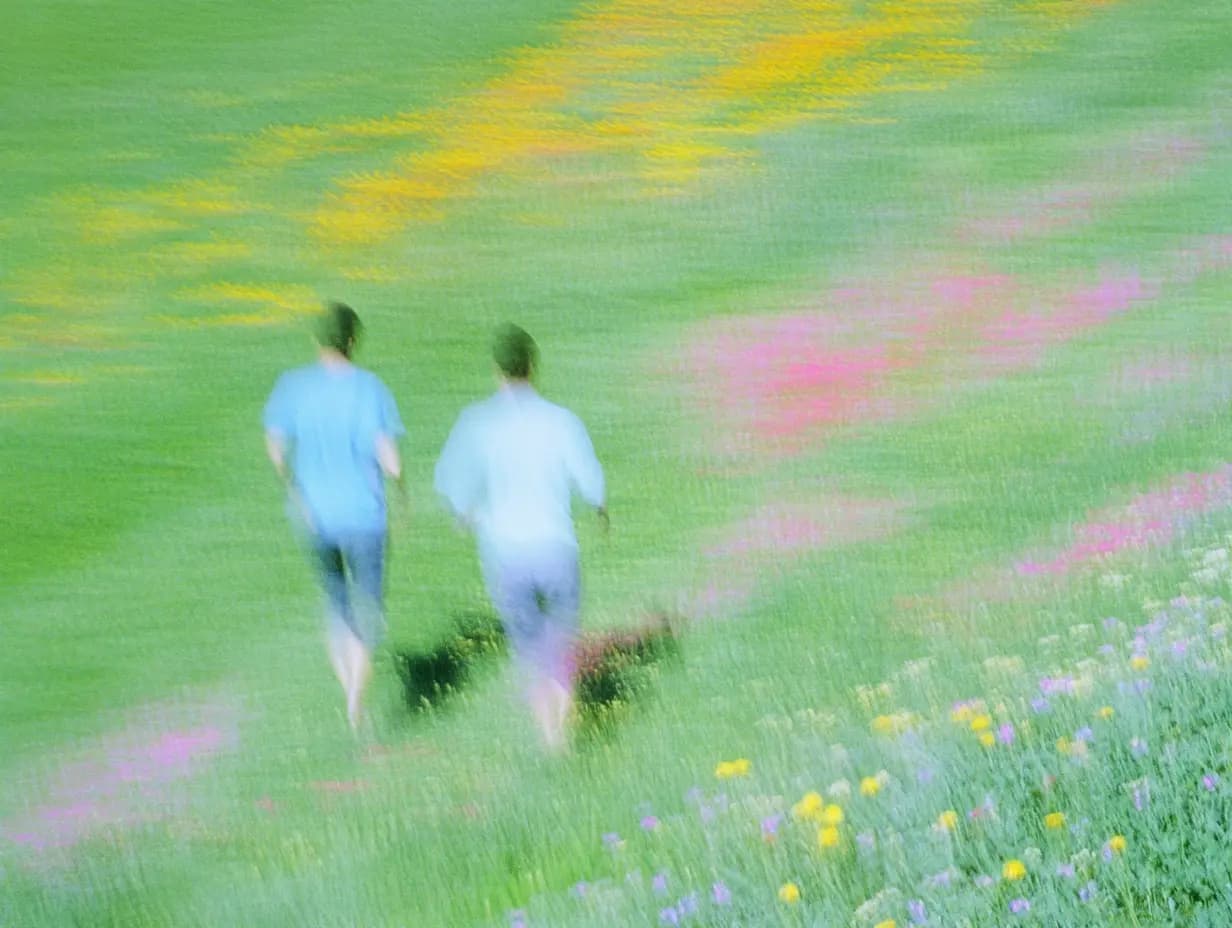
[454,383,603,558]
[270,362,396,539]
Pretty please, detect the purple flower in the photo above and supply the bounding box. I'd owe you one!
[677,893,699,917]
[975,875,995,889]
[930,870,953,888]
[602,832,622,850]
[699,805,716,825]
[1009,898,1031,915]
[659,906,679,926]
[761,814,783,840]
[1031,697,1051,714]
[509,910,527,928]
[1056,863,1076,879]
[712,882,732,906]
[856,831,876,852]
[1103,616,1121,632]
[1075,726,1093,743]
[641,815,660,831]
[1172,640,1189,659]
[998,723,1016,745]
[908,898,928,924]
[572,882,588,898]
[1133,785,1148,811]
[1099,644,1116,656]
[652,872,668,895]
[1040,676,1075,696]
[684,787,702,804]
[917,767,936,785]
[1203,773,1220,791]
[1135,678,1152,695]
[1079,880,1098,902]
[1130,737,1148,758]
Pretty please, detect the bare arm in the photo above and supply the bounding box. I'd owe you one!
[375,432,402,482]
[375,432,407,508]
[265,429,291,485]
[267,428,313,530]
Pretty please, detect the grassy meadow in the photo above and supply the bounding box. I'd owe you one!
[3,0,1232,924]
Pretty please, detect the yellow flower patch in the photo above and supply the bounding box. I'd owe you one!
[714,758,751,779]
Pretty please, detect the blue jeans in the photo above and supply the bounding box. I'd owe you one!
[482,541,580,684]
[311,530,387,650]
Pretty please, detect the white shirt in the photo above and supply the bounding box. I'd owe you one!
[434,383,605,558]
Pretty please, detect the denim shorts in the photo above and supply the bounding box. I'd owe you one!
[310,530,387,650]
[482,542,581,685]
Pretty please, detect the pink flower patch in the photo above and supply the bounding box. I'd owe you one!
[2,697,239,855]
[978,271,1158,370]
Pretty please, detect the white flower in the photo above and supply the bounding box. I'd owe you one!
[1201,547,1229,567]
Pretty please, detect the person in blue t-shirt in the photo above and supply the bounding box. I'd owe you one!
[263,302,406,730]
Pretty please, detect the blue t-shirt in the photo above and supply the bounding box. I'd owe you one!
[263,362,405,538]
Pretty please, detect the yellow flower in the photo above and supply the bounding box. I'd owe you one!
[818,825,840,848]
[874,921,897,928]
[715,758,751,779]
[1045,812,1066,830]
[1097,706,1115,720]
[860,776,881,797]
[778,882,800,903]
[951,704,975,724]
[978,731,996,748]
[1056,736,1071,755]
[970,714,992,732]
[1130,655,1150,671]
[1002,859,1027,881]
[937,809,959,831]
[871,711,914,735]
[820,804,844,826]
[793,791,824,820]
[1108,834,1127,854]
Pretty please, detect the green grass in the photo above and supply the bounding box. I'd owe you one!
[4,0,1232,924]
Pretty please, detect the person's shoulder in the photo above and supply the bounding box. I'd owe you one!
[353,366,393,392]
[272,364,316,391]
[542,397,588,432]
[461,392,502,422]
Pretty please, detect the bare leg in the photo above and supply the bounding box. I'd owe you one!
[326,618,352,692]
[344,633,373,731]
[529,676,573,754]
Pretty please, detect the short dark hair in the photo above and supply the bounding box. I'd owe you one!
[316,301,362,358]
[492,323,537,379]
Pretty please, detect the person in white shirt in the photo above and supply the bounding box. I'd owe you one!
[434,324,607,751]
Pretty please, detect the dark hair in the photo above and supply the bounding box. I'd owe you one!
[316,301,362,358]
[492,323,537,379]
